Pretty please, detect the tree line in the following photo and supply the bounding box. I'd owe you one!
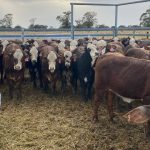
[0,8,149,30]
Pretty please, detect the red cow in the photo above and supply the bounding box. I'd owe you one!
[3,43,26,100]
[93,53,150,136]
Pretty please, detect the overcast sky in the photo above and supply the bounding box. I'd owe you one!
[0,0,149,28]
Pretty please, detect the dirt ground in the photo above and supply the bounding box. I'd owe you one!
[0,82,150,150]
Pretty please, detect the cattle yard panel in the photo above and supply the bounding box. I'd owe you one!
[0,28,150,40]
[70,0,150,39]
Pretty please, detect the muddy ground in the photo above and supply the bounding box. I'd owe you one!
[0,82,150,150]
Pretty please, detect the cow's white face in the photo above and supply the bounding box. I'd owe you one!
[13,49,23,70]
[70,40,78,51]
[58,42,65,51]
[47,51,57,73]
[64,50,72,68]
[30,46,38,62]
[33,41,39,48]
[2,40,9,53]
[87,43,99,66]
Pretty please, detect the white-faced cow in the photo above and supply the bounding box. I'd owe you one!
[3,43,26,100]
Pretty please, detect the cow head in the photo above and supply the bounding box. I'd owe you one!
[87,43,99,66]
[29,46,38,64]
[96,40,107,55]
[47,51,57,73]
[64,50,72,68]
[13,49,24,70]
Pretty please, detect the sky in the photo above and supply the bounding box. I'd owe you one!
[0,0,149,28]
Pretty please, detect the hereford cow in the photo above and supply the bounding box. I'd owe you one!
[123,105,150,137]
[126,48,150,59]
[124,105,150,124]
[3,43,26,100]
[93,53,150,136]
[39,45,59,94]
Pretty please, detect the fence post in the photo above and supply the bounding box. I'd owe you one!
[21,28,24,42]
[147,32,149,39]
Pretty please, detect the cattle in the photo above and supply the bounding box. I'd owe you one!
[0,40,9,84]
[39,45,59,94]
[0,42,4,83]
[58,50,74,94]
[106,42,124,54]
[126,48,150,59]
[76,43,99,100]
[124,105,150,124]
[123,105,150,137]
[3,43,26,101]
[28,46,42,87]
[93,53,150,136]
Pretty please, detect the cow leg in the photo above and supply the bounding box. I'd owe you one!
[61,76,66,95]
[38,69,43,88]
[52,80,57,95]
[79,79,87,100]
[71,75,77,95]
[87,81,93,101]
[9,84,13,100]
[93,90,105,122]
[107,90,114,121]
[0,68,3,84]
[33,71,37,88]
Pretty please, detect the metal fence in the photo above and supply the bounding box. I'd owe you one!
[0,27,149,40]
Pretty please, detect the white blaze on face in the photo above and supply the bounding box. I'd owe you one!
[47,51,57,73]
[70,40,78,52]
[87,43,98,66]
[58,41,65,51]
[64,50,72,67]
[2,40,9,53]
[30,46,38,62]
[33,41,39,48]
[13,49,23,70]
[96,40,107,55]
[113,37,119,42]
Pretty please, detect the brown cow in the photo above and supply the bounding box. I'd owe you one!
[124,105,150,124]
[125,48,150,59]
[123,105,150,137]
[93,53,150,136]
[3,43,26,100]
[39,45,59,94]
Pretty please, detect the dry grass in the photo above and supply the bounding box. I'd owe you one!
[0,83,150,150]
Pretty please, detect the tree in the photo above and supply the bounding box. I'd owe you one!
[0,14,13,28]
[14,25,22,30]
[75,11,97,28]
[96,24,109,28]
[140,8,150,27]
[56,11,71,28]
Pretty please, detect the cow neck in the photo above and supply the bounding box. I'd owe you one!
[92,57,98,68]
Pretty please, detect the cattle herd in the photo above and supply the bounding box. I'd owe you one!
[1,37,150,138]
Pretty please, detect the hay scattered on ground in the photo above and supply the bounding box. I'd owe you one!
[0,83,150,150]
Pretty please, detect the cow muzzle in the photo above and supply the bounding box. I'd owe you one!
[65,61,71,68]
[14,65,22,70]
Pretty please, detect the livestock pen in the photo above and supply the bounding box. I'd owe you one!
[0,27,150,40]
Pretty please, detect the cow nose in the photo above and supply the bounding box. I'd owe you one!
[14,66,21,70]
[49,67,55,72]
[32,60,36,65]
